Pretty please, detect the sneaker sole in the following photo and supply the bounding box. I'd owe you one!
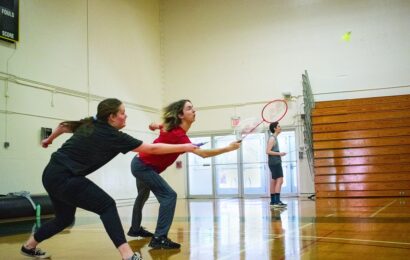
[20,251,51,259]
[149,244,181,250]
[149,246,181,250]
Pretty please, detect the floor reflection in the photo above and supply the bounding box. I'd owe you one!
[1,197,410,259]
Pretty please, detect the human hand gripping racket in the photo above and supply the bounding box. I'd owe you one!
[235,99,288,142]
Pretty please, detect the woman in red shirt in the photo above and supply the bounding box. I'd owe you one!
[128,99,240,249]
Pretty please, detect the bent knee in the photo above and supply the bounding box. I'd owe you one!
[168,190,177,199]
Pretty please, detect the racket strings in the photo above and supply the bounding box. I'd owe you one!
[234,118,264,140]
[234,99,288,141]
[262,100,288,123]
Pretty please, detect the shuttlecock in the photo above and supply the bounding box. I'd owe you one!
[342,31,351,42]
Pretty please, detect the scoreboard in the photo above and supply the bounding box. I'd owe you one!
[0,0,18,42]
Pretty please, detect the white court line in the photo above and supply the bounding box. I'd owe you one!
[217,223,314,260]
[71,223,410,260]
[370,199,396,218]
[294,235,410,246]
[213,222,410,260]
[71,226,410,248]
[272,222,313,239]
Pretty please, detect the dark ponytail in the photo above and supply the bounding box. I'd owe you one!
[61,98,123,132]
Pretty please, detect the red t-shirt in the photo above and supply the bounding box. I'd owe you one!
[139,127,191,173]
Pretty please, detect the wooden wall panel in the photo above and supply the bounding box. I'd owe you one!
[315,154,410,167]
[314,94,410,108]
[314,145,410,158]
[312,110,410,124]
[314,136,410,149]
[316,190,410,197]
[315,173,410,183]
[313,118,410,133]
[315,181,410,191]
[312,94,410,198]
[313,127,410,141]
[312,102,410,116]
[315,164,410,175]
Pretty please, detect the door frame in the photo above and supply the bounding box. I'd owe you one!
[186,128,299,198]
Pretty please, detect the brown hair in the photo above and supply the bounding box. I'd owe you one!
[162,99,191,131]
[61,98,122,132]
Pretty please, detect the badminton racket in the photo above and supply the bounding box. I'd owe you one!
[235,99,288,142]
[194,142,208,147]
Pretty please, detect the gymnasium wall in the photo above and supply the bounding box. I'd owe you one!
[0,0,162,199]
[159,0,410,196]
[1,0,410,200]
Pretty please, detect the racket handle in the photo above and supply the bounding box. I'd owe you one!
[194,142,208,147]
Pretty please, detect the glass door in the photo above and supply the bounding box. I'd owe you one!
[214,135,239,197]
[187,137,213,197]
[187,130,298,198]
[277,130,297,195]
[241,133,269,196]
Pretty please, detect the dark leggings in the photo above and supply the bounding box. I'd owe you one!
[34,159,126,248]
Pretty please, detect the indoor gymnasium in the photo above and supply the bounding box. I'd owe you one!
[1,0,409,259]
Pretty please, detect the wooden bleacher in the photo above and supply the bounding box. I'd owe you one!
[312,94,410,198]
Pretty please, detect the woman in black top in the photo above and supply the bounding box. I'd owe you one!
[20,98,197,260]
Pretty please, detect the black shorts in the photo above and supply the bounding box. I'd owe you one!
[268,163,283,180]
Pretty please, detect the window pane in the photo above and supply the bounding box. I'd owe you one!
[214,135,239,196]
[188,137,212,196]
[242,133,268,195]
[277,130,297,194]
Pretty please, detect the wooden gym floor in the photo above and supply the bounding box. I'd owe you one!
[1,197,410,259]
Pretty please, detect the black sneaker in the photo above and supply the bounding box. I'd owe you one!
[149,236,181,249]
[127,227,154,237]
[278,201,287,207]
[20,245,51,259]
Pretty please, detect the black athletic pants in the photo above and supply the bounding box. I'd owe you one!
[34,158,126,248]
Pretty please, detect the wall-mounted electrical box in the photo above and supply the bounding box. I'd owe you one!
[41,127,52,140]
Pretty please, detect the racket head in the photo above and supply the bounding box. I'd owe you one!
[234,117,264,141]
[261,99,288,123]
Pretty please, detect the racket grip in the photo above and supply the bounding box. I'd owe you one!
[194,142,208,147]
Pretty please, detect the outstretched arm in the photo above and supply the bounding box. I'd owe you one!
[191,141,241,158]
[132,142,198,154]
[41,123,72,148]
